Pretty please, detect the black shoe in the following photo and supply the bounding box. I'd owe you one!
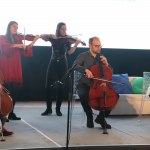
[95,116,111,129]
[87,119,94,128]
[56,110,62,116]
[41,109,52,116]
[8,113,21,120]
[1,127,14,136]
[2,130,14,136]
[5,118,9,122]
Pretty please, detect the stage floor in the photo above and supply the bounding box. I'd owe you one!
[1,101,150,150]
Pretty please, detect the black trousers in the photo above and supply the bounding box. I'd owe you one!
[45,58,67,111]
[77,83,111,120]
[4,83,20,115]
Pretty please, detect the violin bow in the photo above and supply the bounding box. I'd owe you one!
[92,76,125,85]
[23,27,26,50]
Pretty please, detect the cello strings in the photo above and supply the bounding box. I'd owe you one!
[2,86,10,94]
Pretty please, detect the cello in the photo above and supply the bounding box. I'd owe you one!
[88,54,119,133]
[0,71,13,118]
[0,86,13,118]
[0,72,13,141]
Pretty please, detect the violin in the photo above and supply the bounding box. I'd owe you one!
[40,34,86,46]
[13,33,36,43]
[62,35,86,46]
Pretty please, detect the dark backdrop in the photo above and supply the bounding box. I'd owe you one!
[19,46,150,101]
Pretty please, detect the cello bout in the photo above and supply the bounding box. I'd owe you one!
[89,63,119,111]
[0,88,13,117]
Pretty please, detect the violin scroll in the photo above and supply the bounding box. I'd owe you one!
[66,36,86,46]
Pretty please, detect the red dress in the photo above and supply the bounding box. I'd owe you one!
[0,35,32,85]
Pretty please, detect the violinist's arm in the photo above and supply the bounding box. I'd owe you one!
[28,35,40,47]
[40,34,56,41]
[12,44,26,49]
[68,39,81,55]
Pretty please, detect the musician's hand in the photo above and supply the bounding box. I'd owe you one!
[50,34,57,39]
[100,83,106,87]
[0,84,2,92]
[34,35,40,41]
[100,56,109,66]
[75,39,81,45]
[28,35,40,47]
[15,44,26,49]
[85,69,93,78]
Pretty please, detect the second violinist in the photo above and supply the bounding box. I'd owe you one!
[41,22,81,116]
[0,21,40,120]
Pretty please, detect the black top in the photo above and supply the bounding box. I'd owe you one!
[73,51,112,86]
[73,51,96,86]
[49,38,71,60]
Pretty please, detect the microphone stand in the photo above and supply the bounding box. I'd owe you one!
[66,69,73,150]
[57,65,76,150]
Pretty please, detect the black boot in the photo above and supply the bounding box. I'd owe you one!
[87,119,94,128]
[56,108,62,116]
[41,109,52,116]
[95,116,111,129]
[8,113,21,120]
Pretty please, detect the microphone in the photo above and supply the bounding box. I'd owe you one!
[50,64,77,88]
[71,63,77,70]
[50,80,63,88]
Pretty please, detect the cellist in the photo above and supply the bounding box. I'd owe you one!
[73,36,115,129]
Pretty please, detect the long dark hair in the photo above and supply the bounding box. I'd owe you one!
[6,21,18,43]
[55,22,66,37]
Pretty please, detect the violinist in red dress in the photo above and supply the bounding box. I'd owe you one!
[73,36,119,130]
[0,21,40,120]
[40,22,82,116]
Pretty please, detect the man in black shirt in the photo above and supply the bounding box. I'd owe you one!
[73,36,112,129]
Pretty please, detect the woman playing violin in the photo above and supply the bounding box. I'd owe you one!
[0,21,40,120]
[41,22,81,116]
[73,36,116,129]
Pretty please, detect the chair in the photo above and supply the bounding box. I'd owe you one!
[73,71,86,126]
[73,70,82,100]
[139,72,150,116]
